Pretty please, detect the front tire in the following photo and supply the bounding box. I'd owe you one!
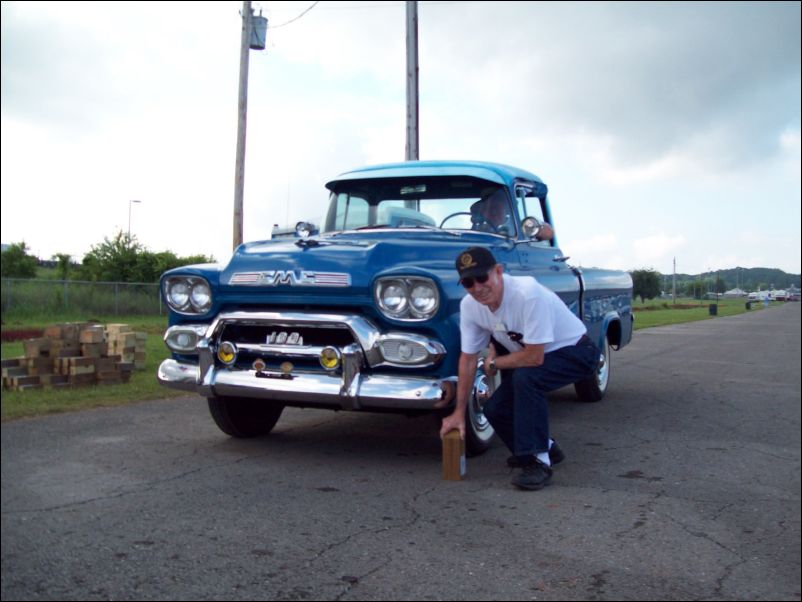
[207,396,284,438]
[574,338,610,402]
[465,359,497,456]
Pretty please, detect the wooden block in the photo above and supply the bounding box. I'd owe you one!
[53,345,81,358]
[60,323,87,341]
[79,327,105,344]
[55,357,79,375]
[80,343,104,358]
[40,374,69,386]
[11,375,41,388]
[23,338,51,358]
[1,358,23,369]
[43,324,65,338]
[69,372,95,387]
[14,383,43,392]
[97,371,123,385]
[106,324,133,335]
[95,358,116,373]
[69,373,95,386]
[69,357,97,368]
[26,357,54,375]
[442,430,466,481]
[113,333,138,347]
[2,366,28,379]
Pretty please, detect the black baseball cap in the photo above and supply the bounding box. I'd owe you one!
[455,246,497,280]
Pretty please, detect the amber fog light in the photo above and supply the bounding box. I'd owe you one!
[217,341,238,365]
[319,347,341,370]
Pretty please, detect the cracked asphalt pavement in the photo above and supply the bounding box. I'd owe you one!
[2,303,800,600]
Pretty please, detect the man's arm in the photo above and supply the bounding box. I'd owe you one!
[485,343,545,377]
[439,351,479,440]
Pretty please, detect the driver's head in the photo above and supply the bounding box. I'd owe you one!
[471,188,508,227]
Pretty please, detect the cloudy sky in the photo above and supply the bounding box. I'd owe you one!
[2,1,800,276]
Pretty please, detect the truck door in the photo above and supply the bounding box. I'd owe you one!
[511,185,582,318]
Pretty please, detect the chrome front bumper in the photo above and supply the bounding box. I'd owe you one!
[157,310,455,411]
[158,358,453,411]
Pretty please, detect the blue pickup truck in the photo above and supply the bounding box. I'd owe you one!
[158,161,633,454]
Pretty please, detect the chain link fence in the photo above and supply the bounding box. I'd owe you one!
[1,278,162,319]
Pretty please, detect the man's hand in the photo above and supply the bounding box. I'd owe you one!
[484,346,498,378]
[439,411,465,440]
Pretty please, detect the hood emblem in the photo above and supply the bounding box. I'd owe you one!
[229,270,351,287]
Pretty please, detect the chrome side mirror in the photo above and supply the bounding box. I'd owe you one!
[522,216,543,239]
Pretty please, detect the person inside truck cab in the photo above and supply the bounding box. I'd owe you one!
[471,188,553,240]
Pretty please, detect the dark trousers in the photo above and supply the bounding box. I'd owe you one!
[482,337,600,457]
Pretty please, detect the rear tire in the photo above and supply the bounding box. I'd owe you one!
[574,339,610,402]
[207,396,284,438]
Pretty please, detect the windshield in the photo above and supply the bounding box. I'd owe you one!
[322,177,517,237]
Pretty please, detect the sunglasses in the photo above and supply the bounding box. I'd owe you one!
[460,272,491,289]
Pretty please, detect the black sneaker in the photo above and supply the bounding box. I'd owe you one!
[512,459,553,491]
[506,440,565,468]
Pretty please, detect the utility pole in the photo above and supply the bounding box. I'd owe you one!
[405,1,419,161]
[233,1,252,250]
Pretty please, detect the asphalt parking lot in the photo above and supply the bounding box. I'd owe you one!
[2,303,800,601]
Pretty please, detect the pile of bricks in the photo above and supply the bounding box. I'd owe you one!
[1,323,146,391]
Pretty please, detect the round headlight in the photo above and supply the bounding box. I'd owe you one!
[190,281,212,311]
[380,282,408,315]
[164,276,213,314]
[168,281,190,309]
[374,277,439,321]
[410,283,437,316]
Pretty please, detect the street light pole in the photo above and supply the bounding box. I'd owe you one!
[128,200,142,238]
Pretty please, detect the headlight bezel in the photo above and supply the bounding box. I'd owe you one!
[374,276,440,321]
[163,276,214,315]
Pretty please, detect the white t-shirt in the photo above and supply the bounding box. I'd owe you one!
[460,274,587,355]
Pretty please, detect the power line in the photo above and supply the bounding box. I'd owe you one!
[269,1,320,28]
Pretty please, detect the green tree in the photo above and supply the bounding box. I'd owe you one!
[1,242,38,278]
[631,268,662,303]
[77,230,216,282]
[79,231,144,282]
[53,253,74,280]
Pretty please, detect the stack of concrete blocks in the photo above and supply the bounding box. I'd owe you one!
[1,323,146,391]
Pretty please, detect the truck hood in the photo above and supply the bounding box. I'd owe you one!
[219,232,506,293]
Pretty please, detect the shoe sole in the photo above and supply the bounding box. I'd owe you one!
[512,473,553,491]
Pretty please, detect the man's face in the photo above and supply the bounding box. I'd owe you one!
[484,197,506,226]
[462,264,504,308]
[478,198,506,226]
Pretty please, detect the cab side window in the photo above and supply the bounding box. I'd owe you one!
[515,188,551,246]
